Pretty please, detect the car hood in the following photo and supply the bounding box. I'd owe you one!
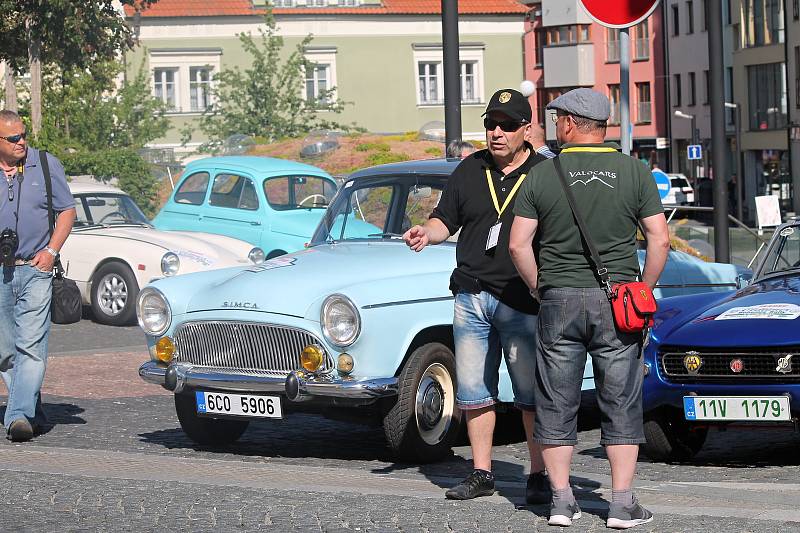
[657,274,800,347]
[182,242,456,317]
[77,226,249,265]
[268,209,328,238]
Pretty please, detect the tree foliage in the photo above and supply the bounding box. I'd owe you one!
[190,9,354,151]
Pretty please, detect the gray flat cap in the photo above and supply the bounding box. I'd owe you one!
[546,88,610,122]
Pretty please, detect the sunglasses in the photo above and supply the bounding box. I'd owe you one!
[484,118,526,132]
[0,132,26,144]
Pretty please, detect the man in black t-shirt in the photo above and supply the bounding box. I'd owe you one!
[403,89,549,503]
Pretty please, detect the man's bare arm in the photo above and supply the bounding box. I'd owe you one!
[509,215,539,290]
[640,212,670,288]
[402,218,451,252]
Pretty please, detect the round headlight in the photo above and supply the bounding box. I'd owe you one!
[321,294,361,347]
[137,287,172,336]
[161,252,180,276]
[248,247,266,264]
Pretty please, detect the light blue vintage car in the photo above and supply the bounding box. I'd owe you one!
[152,156,337,259]
[138,159,750,462]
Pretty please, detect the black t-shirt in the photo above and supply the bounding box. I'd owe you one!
[431,144,547,314]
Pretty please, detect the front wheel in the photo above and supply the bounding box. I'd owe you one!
[174,392,250,446]
[383,342,461,463]
[641,413,708,462]
[90,262,138,326]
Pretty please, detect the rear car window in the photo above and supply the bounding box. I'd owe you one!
[209,174,259,211]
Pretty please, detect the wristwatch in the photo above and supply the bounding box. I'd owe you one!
[44,246,58,257]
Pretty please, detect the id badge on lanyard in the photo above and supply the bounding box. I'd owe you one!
[484,169,526,252]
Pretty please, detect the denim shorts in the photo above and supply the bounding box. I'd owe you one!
[453,291,538,411]
[533,287,645,446]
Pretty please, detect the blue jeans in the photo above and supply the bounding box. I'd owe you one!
[0,265,53,429]
[453,291,538,411]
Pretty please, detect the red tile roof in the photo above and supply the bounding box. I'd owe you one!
[125,0,527,18]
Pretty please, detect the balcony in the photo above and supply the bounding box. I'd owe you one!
[543,44,594,88]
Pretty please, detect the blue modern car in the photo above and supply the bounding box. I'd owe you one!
[137,158,749,462]
[641,220,800,461]
[153,156,337,259]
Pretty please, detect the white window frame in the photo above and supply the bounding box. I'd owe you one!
[189,66,213,112]
[153,67,179,110]
[149,49,221,115]
[274,0,296,7]
[338,0,359,5]
[303,49,337,108]
[412,46,485,107]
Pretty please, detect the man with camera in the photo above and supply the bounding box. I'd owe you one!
[0,110,75,442]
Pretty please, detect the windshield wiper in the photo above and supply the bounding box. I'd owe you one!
[367,232,404,238]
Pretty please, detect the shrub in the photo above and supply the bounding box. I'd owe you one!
[424,146,442,156]
[366,152,410,166]
[355,142,390,152]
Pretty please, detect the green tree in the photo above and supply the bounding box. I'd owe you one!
[190,8,353,151]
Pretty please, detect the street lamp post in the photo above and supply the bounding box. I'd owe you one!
[725,102,744,222]
[674,110,698,201]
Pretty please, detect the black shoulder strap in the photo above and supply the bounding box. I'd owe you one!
[40,150,55,235]
[552,157,611,295]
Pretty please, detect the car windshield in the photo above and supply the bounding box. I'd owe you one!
[310,177,446,245]
[263,175,336,211]
[757,223,800,278]
[73,193,150,227]
[671,177,690,188]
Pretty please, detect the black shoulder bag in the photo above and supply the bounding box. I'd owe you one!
[41,151,82,324]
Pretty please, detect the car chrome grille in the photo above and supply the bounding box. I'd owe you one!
[173,321,333,377]
[658,345,800,382]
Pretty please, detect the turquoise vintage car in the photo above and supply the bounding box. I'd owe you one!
[138,159,750,462]
[152,156,337,259]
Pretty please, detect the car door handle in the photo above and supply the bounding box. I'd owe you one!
[250,221,261,226]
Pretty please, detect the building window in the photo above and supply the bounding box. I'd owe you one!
[726,0,732,23]
[543,24,591,46]
[726,66,735,125]
[305,63,330,103]
[794,0,799,19]
[742,0,784,47]
[747,62,788,130]
[673,73,682,106]
[636,82,651,124]
[672,4,680,35]
[535,30,544,66]
[607,28,620,63]
[153,68,178,110]
[413,46,484,106]
[703,70,710,104]
[338,0,359,5]
[189,67,212,112]
[307,0,327,5]
[702,0,708,30]
[689,72,696,105]
[608,84,620,125]
[537,87,576,125]
[795,47,800,107]
[633,21,649,60]
[687,1,694,34]
[274,0,295,6]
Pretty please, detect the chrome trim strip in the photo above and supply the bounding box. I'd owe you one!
[362,295,454,310]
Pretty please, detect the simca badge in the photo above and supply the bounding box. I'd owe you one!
[776,354,795,374]
[498,91,512,104]
[683,352,702,374]
[730,358,744,373]
[640,289,649,300]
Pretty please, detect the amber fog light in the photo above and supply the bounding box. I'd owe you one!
[301,345,324,372]
[338,353,354,374]
[155,337,176,363]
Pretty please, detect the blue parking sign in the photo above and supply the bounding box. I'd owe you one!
[651,169,671,201]
[687,144,703,160]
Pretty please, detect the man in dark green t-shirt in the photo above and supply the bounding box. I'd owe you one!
[508,88,670,529]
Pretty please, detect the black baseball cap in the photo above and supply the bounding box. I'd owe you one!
[482,89,532,123]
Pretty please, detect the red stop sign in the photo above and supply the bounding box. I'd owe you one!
[578,0,661,28]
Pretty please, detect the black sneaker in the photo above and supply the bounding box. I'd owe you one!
[526,471,552,504]
[7,418,33,442]
[548,498,581,527]
[607,496,654,529]
[445,470,495,500]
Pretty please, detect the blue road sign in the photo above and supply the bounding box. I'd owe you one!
[687,144,703,160]
[652,169,671,201]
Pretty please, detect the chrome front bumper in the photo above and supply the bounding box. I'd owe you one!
[138,361,398,400]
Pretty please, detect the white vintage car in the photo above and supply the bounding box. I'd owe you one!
[60,182,265,326]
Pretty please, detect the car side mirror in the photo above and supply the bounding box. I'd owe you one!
[410,186,432,201]
[736,273,753,289]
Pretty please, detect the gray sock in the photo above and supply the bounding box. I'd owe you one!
[612,489,634,507]
[552,486,575,505]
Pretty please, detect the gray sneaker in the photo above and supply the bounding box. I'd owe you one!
[607,496,654,529]
[548,499,581,527]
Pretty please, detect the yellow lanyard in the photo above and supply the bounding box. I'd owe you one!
[485,169,527,219]
[560,147,619,153]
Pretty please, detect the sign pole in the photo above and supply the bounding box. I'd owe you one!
[620,27,631,156]
[441,0,462,146]
[708,0,729,262]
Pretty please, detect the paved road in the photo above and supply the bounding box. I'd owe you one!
[0,319,799,531]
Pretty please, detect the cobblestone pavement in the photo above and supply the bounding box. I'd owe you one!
[0,346,799,531]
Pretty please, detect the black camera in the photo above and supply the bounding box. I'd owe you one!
[0,228,18,267]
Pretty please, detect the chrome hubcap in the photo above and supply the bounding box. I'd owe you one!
[97,273,128,316]
[415,362,455,446]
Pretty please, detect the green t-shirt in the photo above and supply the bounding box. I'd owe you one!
[513,142,664,291]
